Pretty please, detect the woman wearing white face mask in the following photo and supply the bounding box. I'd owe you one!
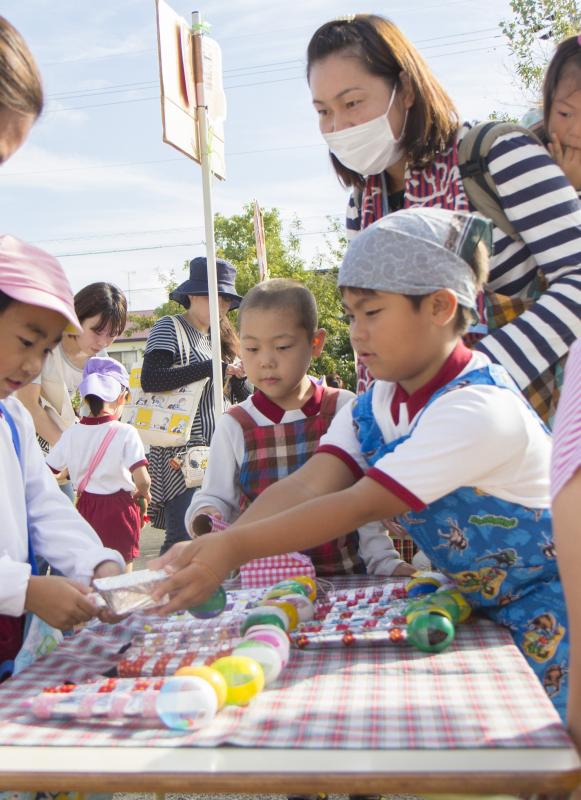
[307,15,581,429]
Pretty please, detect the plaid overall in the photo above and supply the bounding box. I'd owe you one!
[353,364,569,719]
[227,388,365,576]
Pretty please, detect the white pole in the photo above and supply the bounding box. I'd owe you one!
[192,10,223,420]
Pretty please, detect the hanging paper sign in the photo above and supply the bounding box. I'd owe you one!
[155,0,225,179]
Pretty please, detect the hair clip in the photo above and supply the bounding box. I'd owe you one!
[335,14,356,22]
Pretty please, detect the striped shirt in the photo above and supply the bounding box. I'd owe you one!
[144,315,229,506]
[551,338,581,500]
[346,123,581,392]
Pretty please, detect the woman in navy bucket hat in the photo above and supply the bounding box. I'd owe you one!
[141,256,249,555]
[169,257,242,310]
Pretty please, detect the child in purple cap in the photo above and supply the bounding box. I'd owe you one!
[46,357,151,571]
[0,235,125,680]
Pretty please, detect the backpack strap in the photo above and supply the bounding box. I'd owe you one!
[77,424,119,496]
[458,121,543,242]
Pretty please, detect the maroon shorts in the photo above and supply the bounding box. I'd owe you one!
[77,489,141,562]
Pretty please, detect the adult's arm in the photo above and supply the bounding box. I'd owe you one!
[16,383,63,446]
[476,131,581,389]
[140,349,223,392]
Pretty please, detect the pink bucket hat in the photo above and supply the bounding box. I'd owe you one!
[0,235,81,331]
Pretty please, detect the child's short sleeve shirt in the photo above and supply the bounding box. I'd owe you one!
[46,418,147,494]
[319,352,551,510]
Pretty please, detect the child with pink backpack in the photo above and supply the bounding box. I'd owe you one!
[46,357,151,570]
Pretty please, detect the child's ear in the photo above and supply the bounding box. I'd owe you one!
[311,328,326,357]
[430,290,458,327]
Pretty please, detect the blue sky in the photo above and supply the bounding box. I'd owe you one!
[2,0,530,311]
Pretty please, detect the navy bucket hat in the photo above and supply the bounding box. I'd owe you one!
[169,256,242,310]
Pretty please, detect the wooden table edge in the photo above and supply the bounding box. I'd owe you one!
[0,746,579,793]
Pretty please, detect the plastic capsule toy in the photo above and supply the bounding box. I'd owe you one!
[210,655,265,706]
[188,586,227,619]
[405,575,442,598]
[406,611,455,654]
[240,606,289,634]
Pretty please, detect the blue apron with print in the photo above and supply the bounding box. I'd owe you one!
[353,364,568,719]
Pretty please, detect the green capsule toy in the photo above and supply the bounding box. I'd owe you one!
[188,586,227,619]
[407,611,455,653]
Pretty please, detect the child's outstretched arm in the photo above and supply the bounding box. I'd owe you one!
[184,414,244,533]
[357,521,415,577]
[132,465,151,503]
[152,460,410,613]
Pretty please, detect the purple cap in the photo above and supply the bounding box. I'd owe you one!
[79,357,130,402]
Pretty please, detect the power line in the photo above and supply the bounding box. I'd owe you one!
[54,229,333,258]
[2,142,325,178]
[32,214,339,244]
[43,26,502,97]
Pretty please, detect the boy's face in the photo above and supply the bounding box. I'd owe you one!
[342,289,448,391]
[0,301,66,399]
[240,307,324,405]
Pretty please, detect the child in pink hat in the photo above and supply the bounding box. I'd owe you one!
[0,234,125,680]
[46,357,151,570]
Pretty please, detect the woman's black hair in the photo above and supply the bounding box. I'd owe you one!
[74,282,127,337]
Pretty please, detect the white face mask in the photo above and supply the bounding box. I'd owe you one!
[323,85,406,176]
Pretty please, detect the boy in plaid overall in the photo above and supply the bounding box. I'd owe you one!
[185,278,412,578]
[155,210,567,719]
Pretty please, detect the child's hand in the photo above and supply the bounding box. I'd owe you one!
[148,535,233,614]
[134,488,152,504]
[93,559,124,581]
[548,133,581,191]
[225,362,246,379]
[392,562,417,577]
[25,575,98,630]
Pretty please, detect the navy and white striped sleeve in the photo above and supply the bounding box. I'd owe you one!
[476,132,581,389]
[144,315,177,356]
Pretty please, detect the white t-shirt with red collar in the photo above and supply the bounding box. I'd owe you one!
[185,381,404,576]
[318,345,552,512]
[46,415,147,495]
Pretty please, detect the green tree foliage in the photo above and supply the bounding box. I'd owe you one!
[500,0,581,98]
[126,205,354,388]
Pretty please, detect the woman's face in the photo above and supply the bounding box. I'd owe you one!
[309,52,408,137]
[186,294,232,332]
[75,314,118,356]
[0,107,35,165]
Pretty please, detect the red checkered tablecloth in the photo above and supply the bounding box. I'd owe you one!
[0,580,571,751]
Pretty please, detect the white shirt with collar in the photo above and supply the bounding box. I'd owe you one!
[0,397,125,617]
[318,345,551,512]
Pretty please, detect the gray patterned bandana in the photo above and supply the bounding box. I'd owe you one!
[339,207,493,308]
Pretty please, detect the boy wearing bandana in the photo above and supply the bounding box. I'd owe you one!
[152,208,567,720]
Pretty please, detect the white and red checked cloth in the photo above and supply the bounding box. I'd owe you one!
[240,552,316,588]
[0,577,571,751]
